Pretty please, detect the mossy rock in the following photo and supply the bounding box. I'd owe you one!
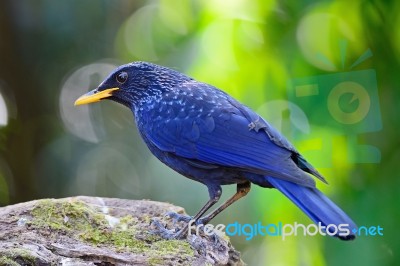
[0,196,244,265]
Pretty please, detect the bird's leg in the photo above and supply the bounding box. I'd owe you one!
[152,185,222,239]
[197,181,251,225]
[172,185,222,238]
[193,185,222,221]
[165,184,222,223]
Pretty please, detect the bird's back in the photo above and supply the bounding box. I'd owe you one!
[134,80,317,188]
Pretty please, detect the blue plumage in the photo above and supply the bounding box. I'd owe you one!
[77,61,357,240]
[267,177,357,240]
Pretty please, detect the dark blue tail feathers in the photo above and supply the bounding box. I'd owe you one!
[267,176,357,240]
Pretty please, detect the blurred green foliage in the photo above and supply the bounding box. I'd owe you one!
[0,0,399,265]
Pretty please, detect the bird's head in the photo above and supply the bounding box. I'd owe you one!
[74,61,192,108]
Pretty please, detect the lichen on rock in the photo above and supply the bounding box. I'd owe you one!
[0,196,244,265]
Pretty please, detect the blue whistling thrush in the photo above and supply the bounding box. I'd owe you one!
[75,61,357,240]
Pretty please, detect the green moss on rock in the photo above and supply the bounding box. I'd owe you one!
[0,248,36,266]
[28,199,194,260]
[152,240,193,256]
[30,199,107,232]
[0,256,19,266]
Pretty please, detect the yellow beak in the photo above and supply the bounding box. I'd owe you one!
[74,87,119,106]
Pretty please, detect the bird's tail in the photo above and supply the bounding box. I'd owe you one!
[267,176,357,240]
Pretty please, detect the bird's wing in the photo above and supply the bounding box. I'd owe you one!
[227,97,327,183]
[143,83,318,187]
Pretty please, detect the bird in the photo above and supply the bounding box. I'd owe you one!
[75,61,357,240]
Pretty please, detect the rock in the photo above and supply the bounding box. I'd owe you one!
[0,196,244,266]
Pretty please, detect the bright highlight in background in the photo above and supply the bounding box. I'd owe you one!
[0,93,8,126]
[59,62,117,143]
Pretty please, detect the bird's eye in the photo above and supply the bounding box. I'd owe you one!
[116,72,128,84]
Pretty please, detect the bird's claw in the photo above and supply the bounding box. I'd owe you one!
[150,217,188,240]
[165,211,193,224]
[150,212,212,240]
[165,211,211,227]
[150,217,171,231]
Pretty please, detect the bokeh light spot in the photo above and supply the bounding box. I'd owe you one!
[59,62,117,143]
[118,1,193,62]
[297,12,351,71]
[296,2,367,72]
[257,100,310,135]
[122,5,159,61]
[0,92,8,126]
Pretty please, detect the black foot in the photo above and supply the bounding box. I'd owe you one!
[150,212,215,240]
[165,211,193,224]
[165,211,209,226]
[150,218,188,240]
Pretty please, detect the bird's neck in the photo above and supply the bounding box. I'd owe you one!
[131,90,164,124]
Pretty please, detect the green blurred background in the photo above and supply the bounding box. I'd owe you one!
[0,0,398,265]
